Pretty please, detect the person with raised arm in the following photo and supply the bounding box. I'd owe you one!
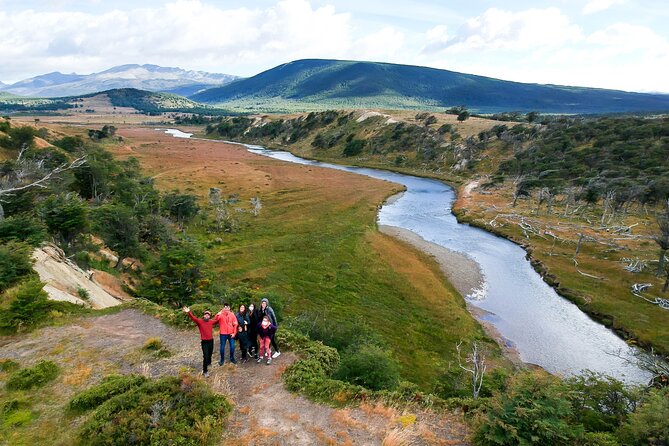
[183,306,218,377]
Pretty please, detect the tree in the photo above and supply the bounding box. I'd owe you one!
[473,371,582,445]
[139,239,206,307]
[93,203,140,270]
[457,110,471,122]
[456,340,487,399]
[342,139,365,157]
[617,387,669,445]
[0,241,34,292]
[162,193,199,228]
[37,193,89,247]
[0,148,85,220]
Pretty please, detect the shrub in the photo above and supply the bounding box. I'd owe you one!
[0,241,34,292]
[77,375,231,446]
[342,138,365,157]
[565,372,641,433]
[68,375,147,411]
[6,361,59,391]
[0,279,51,329]
[0,214,47,246]
[334,344,400,391]
[472,371,582,446]
[617,387,669,446]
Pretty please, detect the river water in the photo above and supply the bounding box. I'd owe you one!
[163,129,650,384]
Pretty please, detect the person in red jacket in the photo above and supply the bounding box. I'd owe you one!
[183,306,219,377]
[216,303,239,365]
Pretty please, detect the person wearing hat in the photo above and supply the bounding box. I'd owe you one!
[183,306,219,377]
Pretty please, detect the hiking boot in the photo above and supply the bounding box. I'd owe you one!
[256,357,262,363]
[203,372,210,378]
[272,351,281,358]
[266,358,272,365]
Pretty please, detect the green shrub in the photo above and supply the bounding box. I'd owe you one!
[472,370,582,446]
[0,214,47,246]
[583,432,621,446]
[565,372,641,433]
[334,344,400,391]
[0,241,34,292]
[6,361,59,391]
[68,375,147,411]
[617,387,669,446]
[1,279,50,329]
[78,375,231,446]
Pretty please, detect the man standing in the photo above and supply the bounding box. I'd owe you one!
[260,298,281,358]
[217,303,239,365]
[183,307,218,377]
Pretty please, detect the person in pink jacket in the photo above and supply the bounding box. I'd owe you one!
[216,303,239,365]
[256,315,277,365]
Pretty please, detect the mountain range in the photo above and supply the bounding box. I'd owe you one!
[192,59,669,114]
[2,59,669,115]
[0,64,238,97]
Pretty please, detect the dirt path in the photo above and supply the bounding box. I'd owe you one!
[0,310,469,446]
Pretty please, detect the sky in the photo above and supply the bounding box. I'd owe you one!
[0,0,667,93]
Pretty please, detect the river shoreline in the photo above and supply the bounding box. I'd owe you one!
[378,224,525,366]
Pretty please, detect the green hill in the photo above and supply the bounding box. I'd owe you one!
[191,59,669,114]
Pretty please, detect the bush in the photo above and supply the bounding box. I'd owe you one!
[0,359,20,372]
[37,192,89,247]
[617,387,669,445]
[68,375,147,411]
[0,241,34,292]
[0,214,47,246]
[6,361,59,391]
[334,344,400,391]
[77,375,231,446]
[342,139,365,157]
[472,371,582,446]
[0,279,51,330]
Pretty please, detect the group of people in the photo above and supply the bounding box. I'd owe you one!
[183,298,281,377]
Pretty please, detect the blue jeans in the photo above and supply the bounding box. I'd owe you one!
[219,334,236,364]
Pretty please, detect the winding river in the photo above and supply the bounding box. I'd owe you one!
[164,129,650,384]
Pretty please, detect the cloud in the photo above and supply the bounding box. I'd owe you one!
[351,26,405,62]
[582,0,625,15]
[423,7,582,53]
[0,0,354,81]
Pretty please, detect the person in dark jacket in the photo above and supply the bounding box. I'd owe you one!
[236,324,252,362]
[247,302,260,358]
[256,315,277,365]
[236,304,250,333]
[183,306,219,377]
[260,298,280,358]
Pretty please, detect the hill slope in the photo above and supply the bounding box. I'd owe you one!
[192,59,669,114]
[0,64,239,97]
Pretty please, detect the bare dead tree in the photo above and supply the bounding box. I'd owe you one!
[654,201,669,278]
[250,197,262,216]
[456,340,487,399]
[609,347,669,388]
[0,152,86,220]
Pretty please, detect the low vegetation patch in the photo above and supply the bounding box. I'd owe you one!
[74,374,231,446]
[5,360,59,391]
[142,336,171,358]
[68,374,147,412]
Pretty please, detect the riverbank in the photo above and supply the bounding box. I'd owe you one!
[378,224,525,367]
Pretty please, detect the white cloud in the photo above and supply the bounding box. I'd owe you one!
[0,0,354,81]
[351,26,405,61]
[424,7,582,53]
[582,0,625,15]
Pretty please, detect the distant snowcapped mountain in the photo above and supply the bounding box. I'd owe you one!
[0,64,239,97]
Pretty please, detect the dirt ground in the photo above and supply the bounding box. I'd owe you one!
[0,310,469,445]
